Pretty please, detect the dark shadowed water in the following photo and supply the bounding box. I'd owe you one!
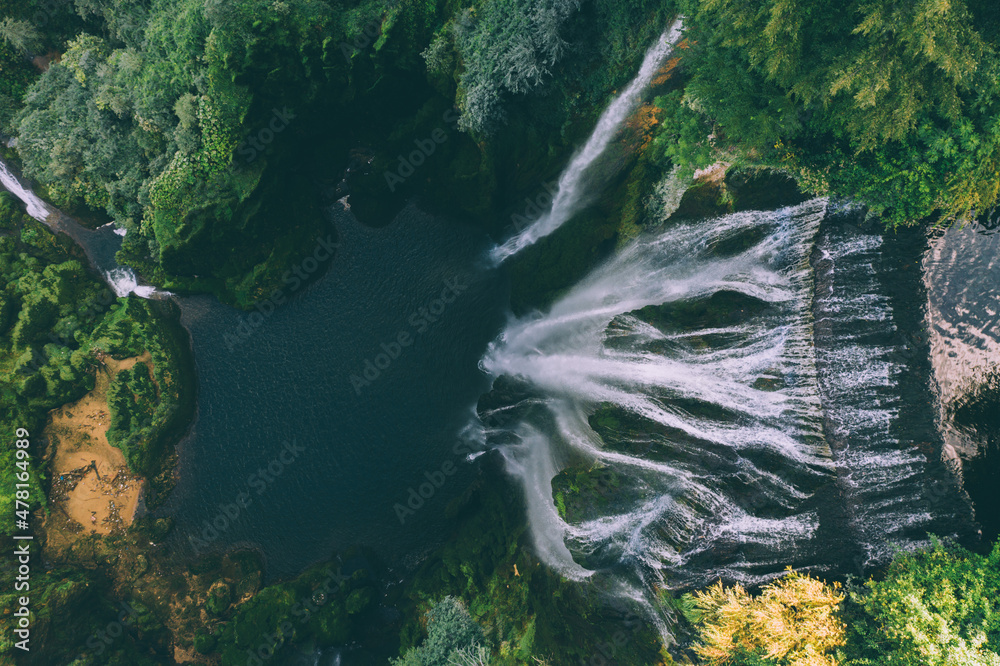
[160,203,508,578]
[924,219,1000,542]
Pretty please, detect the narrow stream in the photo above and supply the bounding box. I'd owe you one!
[0,158,160,298]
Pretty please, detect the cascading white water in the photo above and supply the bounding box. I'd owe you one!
[0,158,162,298]
[0,157,52,220]
[479,198,977,594]
[481,200,834,585]
[811,221,935,567]
[105,267,161,299]
[490,19,685,265]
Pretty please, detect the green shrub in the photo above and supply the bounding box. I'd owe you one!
[194,630,218,654]
[843,539,1000,666]
[392,597,488,666]
[454,0,580,134]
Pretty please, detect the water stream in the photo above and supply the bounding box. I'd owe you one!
[482,201,830,587]
[478,200,978,596]
[490,18,686,264]
[1,16,990,642]
[0,158,160,298]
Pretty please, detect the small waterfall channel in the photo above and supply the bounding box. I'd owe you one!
[0,157,162,298]
[490,18,686,264]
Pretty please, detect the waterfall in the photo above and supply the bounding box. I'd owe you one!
[0,158,164,298]
[0,156,52,220]
[477,199,976,593]
[490,19,685,265]
[481,200,832,586]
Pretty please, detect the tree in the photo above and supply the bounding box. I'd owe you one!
[392,597,490,666]
[454,0,580,133]
[828,0,988,150]
[844,539,1000,666]
[11,292,58,349]
[683,571,846,666]
[671,0,1000,225]
[0,17,40,54]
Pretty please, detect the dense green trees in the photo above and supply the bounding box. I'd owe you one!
[392,597,490,665]
[662,0,1000,226]
[452,0,580,133]
[843,539,1000,666]
[3,0,680,304]
[208,558,379,665]
[684,539,1000,666]
[7,0,344,305]
[4,0,999,295]
[4,0,1000,663]
[0,17,41,54]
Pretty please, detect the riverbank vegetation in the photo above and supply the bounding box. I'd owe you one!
[646,0,1000,227]
[0,0,673,307]
[3,0,1000,299]
[0,191,194,536]
[682,539,1000,666]
[6,448,999,664]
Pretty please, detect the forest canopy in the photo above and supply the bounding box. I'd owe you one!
[661,0,1000,226]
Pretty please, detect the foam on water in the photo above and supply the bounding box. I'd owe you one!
[811,222,933,566]
[481,200,832,587]
[479,199,976,599]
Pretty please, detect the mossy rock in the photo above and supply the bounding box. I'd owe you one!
[194,629,218,654]
[135,552,150,577]
[550,464,622,525]
[136,516,174,542]
[725,167,808,213]
[310,602,352,644]
[206,581,233,616]
[236,568,264,599]
[345,587,373,615]
[629,290,776,334]
[670,178,733,220]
